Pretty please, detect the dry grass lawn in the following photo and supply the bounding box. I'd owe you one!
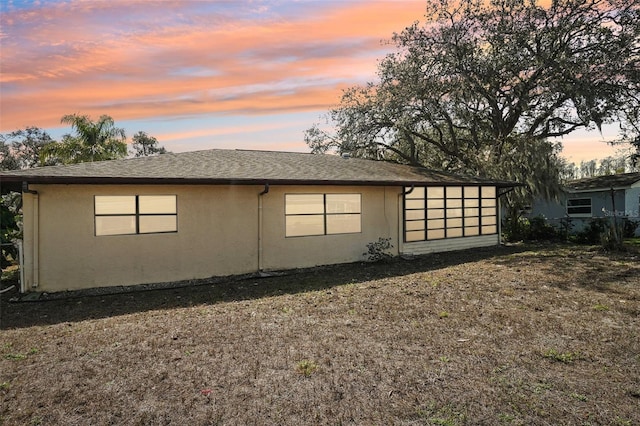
[1,243,639,425]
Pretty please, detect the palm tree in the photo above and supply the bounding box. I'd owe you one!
[42,114,128,165]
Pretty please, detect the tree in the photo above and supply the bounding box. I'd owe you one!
[579,159,598,178]
[596,155,627,175]
[131,131,168,157]
[0,193,21,268]
[42,114,127,165]
[0,138,20,266]
[1,117,129,267]
[613,131,640,167]
[0,127,56,170]
[0,138,19,171]
[598,157,615,175]
[306,0,640,216]
[559,160,579,182]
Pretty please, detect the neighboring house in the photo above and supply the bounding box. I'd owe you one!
[0,149,515,293]
[528,172,640,236]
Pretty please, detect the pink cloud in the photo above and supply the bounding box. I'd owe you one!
[0,1,426,131]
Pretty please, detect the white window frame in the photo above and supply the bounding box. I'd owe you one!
[95,195,177,236]
[566,197,592,217]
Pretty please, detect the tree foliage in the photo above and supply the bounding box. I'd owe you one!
[131,131,168,157]
[1,115,128,267]
[42,114,128,165]
[0,127,55,170]
[306,0,640,213]
[560,150,639,180]
[0,128,55,267]
[0,193,21,268]
[0,115,167,267]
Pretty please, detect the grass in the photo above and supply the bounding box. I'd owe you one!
[624,237,640,247]
[543,349,579,364]
[1,242,639,425]
[295,359,318,377]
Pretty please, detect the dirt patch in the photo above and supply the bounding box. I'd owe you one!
[1,243,639,425]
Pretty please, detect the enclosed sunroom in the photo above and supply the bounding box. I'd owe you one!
[401,185,502,255]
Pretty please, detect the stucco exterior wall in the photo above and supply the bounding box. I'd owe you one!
[23,184,261,292]
[528,196,567,220]
[260,186,400,271]
[21,184,404,292]
[20,183,503,293]
[624,185,640,220]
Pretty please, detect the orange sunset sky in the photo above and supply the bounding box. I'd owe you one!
[0,0,621,163]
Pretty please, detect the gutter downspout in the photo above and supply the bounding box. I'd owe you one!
[498,196,503,245]
[402,185,415,196]
[17,240,25,293]
[398,185,414,256]
[22,182,39,290]
[258,183,270,272]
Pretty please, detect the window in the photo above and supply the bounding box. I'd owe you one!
[567,198,591,217]
[95,195,177,236]
[404,186,497,242]
[285,193,361,237]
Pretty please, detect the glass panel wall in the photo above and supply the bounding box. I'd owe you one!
[403,186,499,242]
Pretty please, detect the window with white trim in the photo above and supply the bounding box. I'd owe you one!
[566,197,591,217]
[404,186,497,242]
[95,195,177,236]
[285,193,361,237]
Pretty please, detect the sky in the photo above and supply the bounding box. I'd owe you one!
[0,0,621,164]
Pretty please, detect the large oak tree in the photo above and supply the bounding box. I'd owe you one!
[306,0,639,215]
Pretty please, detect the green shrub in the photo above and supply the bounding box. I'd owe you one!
[502,216,530,242]
[363,237,394,262]
[503,215,563,242]
[574,218,608,244]
[1,193,22,268]
[622,219,639,238]
[528,216,561,241]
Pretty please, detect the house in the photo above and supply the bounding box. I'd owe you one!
[0,149,516,293]
[527,172,640,235]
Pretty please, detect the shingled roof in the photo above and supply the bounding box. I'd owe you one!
[0,149,515,191]
[565,172,640,192]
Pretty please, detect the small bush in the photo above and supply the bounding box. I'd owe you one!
[503,215,563,242]
[558,216,574,241]
[574,218,608,244]
[622,219,639,238]
[363,237,394,262]
[528,216,561,241]
[502,216,530,242]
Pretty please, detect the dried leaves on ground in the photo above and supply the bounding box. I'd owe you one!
[1,243,639,425]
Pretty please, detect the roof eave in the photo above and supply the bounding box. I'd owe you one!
[1,174,519,192]
[566,186,633,193]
